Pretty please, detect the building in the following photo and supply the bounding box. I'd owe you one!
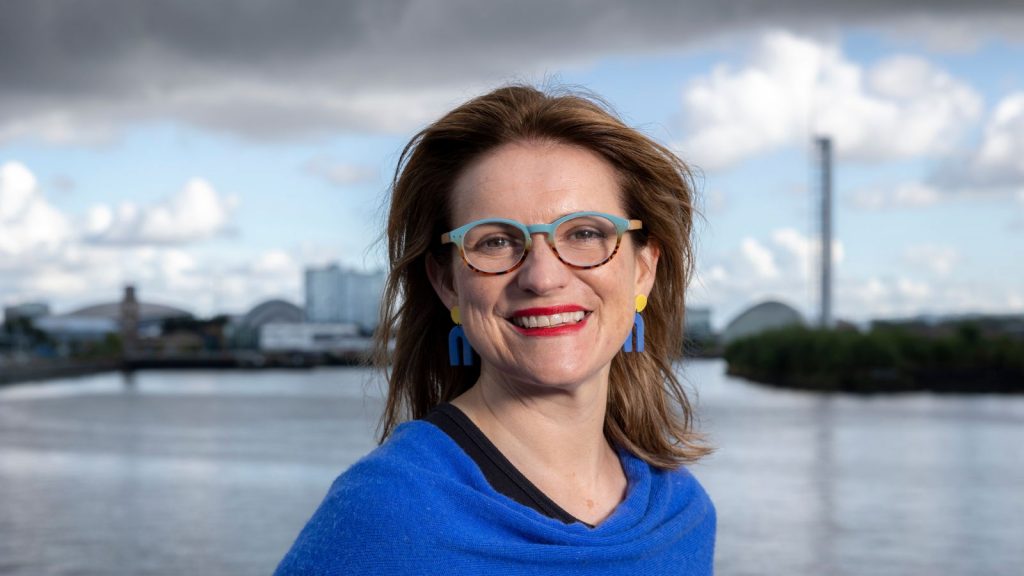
[305,264,385,333]
[259,322,364,353]
[228,299,305,349]
[684,307,713,342]
[1,302,52,354]
[3,302,51,325]
[721,300,805,344]
[33,288,192,354]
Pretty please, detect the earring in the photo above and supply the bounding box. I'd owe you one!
[448,306,474,366]
[622,295,647,353]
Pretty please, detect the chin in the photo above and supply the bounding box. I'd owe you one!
[506,357,613,392]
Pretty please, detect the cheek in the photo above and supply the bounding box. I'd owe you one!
[454,277,501,319]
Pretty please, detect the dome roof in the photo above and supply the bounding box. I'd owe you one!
[240,299,304,328]
[65,301,193,322]
[722,300,804,344]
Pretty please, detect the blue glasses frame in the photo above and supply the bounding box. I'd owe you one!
[441,211,643,275]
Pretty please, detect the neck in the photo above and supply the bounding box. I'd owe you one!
[451,362,626,524]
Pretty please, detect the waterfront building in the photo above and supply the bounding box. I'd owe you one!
[304,264,385,333]
[3,302,51,325]
[34,293,192,354]
[228,299,305,349]
[685,307,713,342]
[259,322,364,353]
[121,286,139,355]
[721,300,804,344]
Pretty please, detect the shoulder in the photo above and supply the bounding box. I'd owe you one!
[620,452,716,536]
[273,421,483,575]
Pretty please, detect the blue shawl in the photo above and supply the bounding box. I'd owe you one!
[275,420,715,575]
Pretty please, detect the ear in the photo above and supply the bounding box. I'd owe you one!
[426,253,458,310]
[634,240,660,299]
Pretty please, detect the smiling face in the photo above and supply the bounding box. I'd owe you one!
[429,140,659,393]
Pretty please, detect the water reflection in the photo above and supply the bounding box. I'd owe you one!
[1,361,1022,575]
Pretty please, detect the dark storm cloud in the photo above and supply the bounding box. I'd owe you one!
[2,0,1022,140]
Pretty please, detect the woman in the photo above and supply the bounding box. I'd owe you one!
[275,85,715,575]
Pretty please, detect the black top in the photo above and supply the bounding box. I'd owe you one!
[423,403,590,527]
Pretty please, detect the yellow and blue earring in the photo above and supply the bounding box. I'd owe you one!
[622,295,647,353]
[448,306,474,366]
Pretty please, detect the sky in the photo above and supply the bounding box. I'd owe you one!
[2,1,1023,330]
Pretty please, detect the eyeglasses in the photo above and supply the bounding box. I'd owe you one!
[441,211,643,275]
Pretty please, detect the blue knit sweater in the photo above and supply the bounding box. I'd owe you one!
[275,420,715,575]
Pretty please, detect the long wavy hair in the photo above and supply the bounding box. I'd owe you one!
[374,84,710,468]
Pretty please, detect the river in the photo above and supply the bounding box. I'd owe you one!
[0,360,1021,575]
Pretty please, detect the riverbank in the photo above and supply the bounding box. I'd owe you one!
[0,358,122,386]
[724,325,1024,394]
[0,350,370,386]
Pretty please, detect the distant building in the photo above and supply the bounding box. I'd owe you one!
[3,302,50,325]
[229,299,305,349]
[721,300,804,344]
[121,286,140,355]
[305,264,385,333]
[259,322,363,353]
[1,302,52,354]
[685,307,713,342]
[34,293,192,353]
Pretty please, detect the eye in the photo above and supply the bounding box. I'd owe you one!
[563,226,608,243]
[471,234,521,253]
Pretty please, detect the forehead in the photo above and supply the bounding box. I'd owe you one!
[450,141,624,225]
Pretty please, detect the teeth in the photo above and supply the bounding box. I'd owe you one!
[513,311,585,328]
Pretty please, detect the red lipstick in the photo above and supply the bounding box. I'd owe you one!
[510,305,587,317]
[508,305,589,337]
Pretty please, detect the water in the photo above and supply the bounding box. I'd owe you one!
[1,361,1021,575]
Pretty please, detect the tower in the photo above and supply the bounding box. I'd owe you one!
[816,136,833,329]
[120,285,139,356]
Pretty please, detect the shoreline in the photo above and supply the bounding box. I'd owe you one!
[0,351,370,387]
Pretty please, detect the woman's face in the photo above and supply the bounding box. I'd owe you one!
[430,140,659,392]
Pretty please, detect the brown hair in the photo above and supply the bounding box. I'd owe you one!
[374,84,710,468]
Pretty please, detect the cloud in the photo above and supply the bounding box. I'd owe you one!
[84,179,239,245]
[677,31,982,170]
[692,226,1013,327]
[0,162,286,316]
[903,244,960,276]
[959,92,1024,187]
[849,181,941,210]
[771,227,844,279]
[740,238,779,279]
[1,2,1020,143]
[691,227,846,328]
[304,157,378,187]
[0,161,74,262]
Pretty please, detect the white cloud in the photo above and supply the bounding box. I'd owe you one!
[1010,292,1024,311]
[691,227,844,328]
[903,245,960,276]
[251,249,299,276]
[3,3,1022,143]
[0,161,74,262]
[687,227,1009,328]
[771,227,843,280]
[0,162,310,316]
[896,277,931,299]
[678,31,982,170]
[838,276,928,320]
[740,237,779,279]
[850,181,941,210]
[86,178,238,245]
[967,92,1024,186]
[304,157,378,187]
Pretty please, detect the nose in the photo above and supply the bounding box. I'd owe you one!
[515,233,570,294]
